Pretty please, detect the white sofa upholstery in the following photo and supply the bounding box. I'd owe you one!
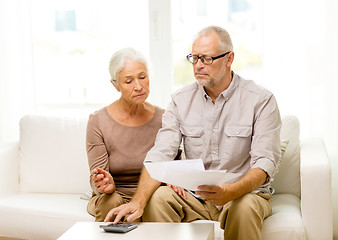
[0,115,333,240]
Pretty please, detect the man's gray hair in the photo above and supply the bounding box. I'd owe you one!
[109,48,148,85]
[195,26,233,52]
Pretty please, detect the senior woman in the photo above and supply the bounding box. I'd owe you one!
[86,48,165,222]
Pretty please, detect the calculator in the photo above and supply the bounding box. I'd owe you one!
[99,223,138,233]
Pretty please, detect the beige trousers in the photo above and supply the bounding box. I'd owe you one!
[143,186,272,240]
[87,191,132,222]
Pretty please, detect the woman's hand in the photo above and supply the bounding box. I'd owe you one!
[166,183,187,199]
[91,168,115,194]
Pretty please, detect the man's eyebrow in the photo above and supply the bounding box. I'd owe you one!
[191,53,213,56]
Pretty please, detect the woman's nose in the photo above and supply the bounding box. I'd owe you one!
[134,80,142,90]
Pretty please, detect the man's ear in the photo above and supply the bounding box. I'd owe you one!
[226,52,235,67]
[111,80,120,92]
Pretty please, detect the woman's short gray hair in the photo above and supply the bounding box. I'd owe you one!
[109,48,148,85]
[195,26,233,52]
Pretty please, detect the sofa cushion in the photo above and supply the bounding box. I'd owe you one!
[0,193,93,240]
[19,115,91,193]
[262,194,306,240]
[272,115,301,197]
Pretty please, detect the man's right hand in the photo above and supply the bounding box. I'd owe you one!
[103,167,161,223]
[104,201,143,223]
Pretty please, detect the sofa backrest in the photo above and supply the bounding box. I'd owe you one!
[272,115,301,197]
[19,115,91,194]
[18,114,301,197]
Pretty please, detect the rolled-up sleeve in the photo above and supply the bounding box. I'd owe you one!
[250,94,281,179]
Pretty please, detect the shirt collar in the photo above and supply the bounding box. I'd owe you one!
[200,71,239,102]
[220,71,239,101]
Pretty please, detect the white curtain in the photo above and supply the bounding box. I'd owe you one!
[0,0,35,142]
[262,0,338,156]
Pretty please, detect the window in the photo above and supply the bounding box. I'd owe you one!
[30,0,149,116]
[171,0,263,90]
[29,0,263,115]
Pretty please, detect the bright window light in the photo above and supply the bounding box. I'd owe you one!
[30,0,149,116]
[171,0,263,90]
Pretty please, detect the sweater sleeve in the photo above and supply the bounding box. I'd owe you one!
[86,112,110,194]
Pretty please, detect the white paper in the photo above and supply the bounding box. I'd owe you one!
[144,159,241,191]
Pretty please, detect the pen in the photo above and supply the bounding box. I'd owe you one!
[91,171,100,178]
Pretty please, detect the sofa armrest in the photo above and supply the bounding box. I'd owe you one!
[300,137,332,240]
[0,142,20,197]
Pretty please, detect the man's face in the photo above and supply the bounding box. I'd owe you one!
[191,31,227,88]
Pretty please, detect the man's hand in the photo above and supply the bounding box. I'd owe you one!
[91,168,115,194]
[103,167,161,223]
[195,183,232,206]
[166,184,187,198]
[104,201,143,223]
[196,168,268,206]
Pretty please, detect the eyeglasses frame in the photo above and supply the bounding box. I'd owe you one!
[186,51,231,65]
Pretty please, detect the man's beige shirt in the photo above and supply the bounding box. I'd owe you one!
[145,73,281,191]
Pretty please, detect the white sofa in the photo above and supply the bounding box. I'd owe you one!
[0,115,332,240]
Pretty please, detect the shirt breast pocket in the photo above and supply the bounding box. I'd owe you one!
[180,125,204,158]
[223,126,252,157]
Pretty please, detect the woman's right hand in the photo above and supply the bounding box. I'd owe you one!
[91,168,115,194]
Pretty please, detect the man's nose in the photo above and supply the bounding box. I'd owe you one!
[195,58,204,69]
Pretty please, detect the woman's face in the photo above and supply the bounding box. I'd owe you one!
[113,59,150,105]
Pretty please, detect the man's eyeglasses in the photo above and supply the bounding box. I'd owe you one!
[186,51,231,65]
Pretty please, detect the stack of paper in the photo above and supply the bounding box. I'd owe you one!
[144,159,241,191]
